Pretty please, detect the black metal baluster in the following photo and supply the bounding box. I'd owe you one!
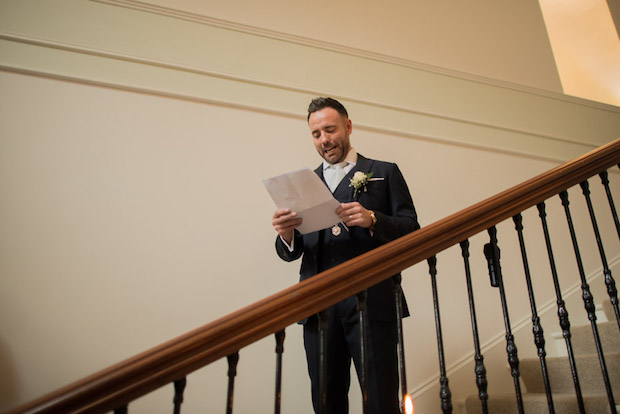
[173,377,187,414]
[226,352,239,414]
[560,191,617,412]
[428,256,453,414]
[537,202,586,413]
[460,240,489,414]
[599,170,620,241]
[512,214,555,413]
[580,180,620,328]
[114,406,128,414]
[357,290,369,414]
[393,275,412,413]
[274,330,285,414]
[484,226,524,414]
[318,309,329,414]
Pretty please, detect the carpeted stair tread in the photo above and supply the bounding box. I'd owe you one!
[521,351,620,394]
[464,302,619,414]
[571,320,619,355]
[465,392,610,414]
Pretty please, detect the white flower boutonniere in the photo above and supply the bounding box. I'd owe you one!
[349,171,383,198]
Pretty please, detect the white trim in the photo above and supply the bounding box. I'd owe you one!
[1,29,607,140]
[0,30,594,148]
[89,0,619,114]
[0,31,610,163]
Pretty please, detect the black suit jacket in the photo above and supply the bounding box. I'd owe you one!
[275,154,420,321]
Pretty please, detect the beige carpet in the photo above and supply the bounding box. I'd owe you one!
[465,300,619,414]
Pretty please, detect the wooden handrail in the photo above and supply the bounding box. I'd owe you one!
[9,138,620,414]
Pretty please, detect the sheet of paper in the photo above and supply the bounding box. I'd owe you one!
[263,168,341,234]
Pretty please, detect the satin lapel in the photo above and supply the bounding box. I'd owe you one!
[354,154,373,176]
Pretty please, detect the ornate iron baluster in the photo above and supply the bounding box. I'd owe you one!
[393,275,411,413]
[226,352,239,414]
[484,226,524,414]
[173,377,187,414]
[460,240,488,414]
[274,330,285,414]
[560,190,617,411]
[357,290,369,414]
[512,214,554,413]
[428,256,452,414]
[317,309,329,414]
[580,180,620,327]
[537,202,585,413]
[599,170,620,240]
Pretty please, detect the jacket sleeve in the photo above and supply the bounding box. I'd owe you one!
[372,163,420,245]
[275,230,304,262]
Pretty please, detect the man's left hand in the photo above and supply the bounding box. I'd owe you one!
[336,202,374,228]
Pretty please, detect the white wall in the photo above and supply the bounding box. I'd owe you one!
[1,1,620,413]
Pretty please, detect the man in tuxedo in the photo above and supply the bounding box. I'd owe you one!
[272,97,420,414]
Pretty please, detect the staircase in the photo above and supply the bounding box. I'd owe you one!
[465,300,620,413]
[6,140,619,414]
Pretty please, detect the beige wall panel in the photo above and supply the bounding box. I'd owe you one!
[1,0,619,165]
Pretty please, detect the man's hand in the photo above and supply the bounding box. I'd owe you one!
[272,208,302,245]
[336,202,374,228]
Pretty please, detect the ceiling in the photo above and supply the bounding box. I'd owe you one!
[539,0,620,106]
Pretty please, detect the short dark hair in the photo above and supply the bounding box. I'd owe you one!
[307,97,348,121]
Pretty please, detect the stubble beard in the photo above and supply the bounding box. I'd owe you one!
[322,142,350,164]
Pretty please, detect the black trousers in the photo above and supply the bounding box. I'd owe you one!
[303,296,401,414]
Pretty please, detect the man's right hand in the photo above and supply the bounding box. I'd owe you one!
[272,208,302,245]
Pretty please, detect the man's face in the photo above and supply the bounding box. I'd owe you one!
[308,107,352,164]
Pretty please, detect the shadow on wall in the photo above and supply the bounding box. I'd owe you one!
[0,337,19,411]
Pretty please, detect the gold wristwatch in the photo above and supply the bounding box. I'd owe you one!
[369,210,377,231]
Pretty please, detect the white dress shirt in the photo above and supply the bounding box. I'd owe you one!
[323,149,358,192]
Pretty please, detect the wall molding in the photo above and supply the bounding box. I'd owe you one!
[1,30,613,164]
[1,0,619,163]
[90,0,617,114]
[0,30,597,149]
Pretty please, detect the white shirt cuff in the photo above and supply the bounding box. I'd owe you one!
[280,235,295,252]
